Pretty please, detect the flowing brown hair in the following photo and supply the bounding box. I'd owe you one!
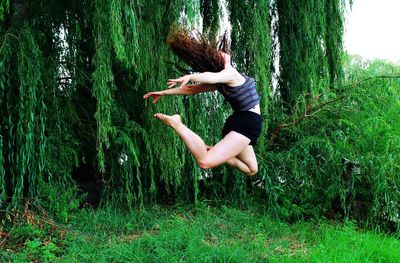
[167,24,229,73]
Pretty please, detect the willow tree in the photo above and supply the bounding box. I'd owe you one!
[275,0,347,111]
[0,0,351,213]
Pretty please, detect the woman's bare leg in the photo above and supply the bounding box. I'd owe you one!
[155,113,207,160]
[229,146,258,175]
[154,113,252,171]
[208,145,258,176]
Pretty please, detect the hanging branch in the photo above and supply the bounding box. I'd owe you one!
[269,75,400,144]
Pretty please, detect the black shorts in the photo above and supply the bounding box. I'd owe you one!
[222,111,263,145]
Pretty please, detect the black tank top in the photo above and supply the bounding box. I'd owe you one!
[217,74,260,111]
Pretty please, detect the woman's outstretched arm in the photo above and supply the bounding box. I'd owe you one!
[143,83,216,104]
[168,68,244,87]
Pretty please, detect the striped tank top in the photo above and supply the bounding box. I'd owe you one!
[217,73,260,111]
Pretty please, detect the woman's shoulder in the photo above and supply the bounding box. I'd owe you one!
[223,68,247,87]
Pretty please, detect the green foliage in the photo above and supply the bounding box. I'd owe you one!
[0,0,9,26]
[4,205,400,262]
[1,207,64,263]
[0,21,80,210]
[0,136,5,203]
[303,223,400,262]
[10,238,60,262]
[15,25,44,201]
[38,182,83,223]
[0,25,48,208]
[252,0,272,147]
[275,0,349,110]
[92,0,117,173]
[200,0,220,38]
[264,57,400,229]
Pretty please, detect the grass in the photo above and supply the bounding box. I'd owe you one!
[1,202,400,262]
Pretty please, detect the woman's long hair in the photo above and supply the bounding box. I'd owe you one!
[167,25,229,73]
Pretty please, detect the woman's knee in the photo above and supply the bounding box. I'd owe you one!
[246,164,258,176]
[197,158,217,170]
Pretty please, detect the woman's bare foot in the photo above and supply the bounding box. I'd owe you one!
[154,113,182,129]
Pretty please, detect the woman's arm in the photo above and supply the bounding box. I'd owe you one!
[143,83,216,104]
[189,69,236,84]
[168,68,243,87]
[185,83,217,94]
[164,83,216,95]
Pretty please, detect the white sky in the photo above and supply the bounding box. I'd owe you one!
[344,0,400,62]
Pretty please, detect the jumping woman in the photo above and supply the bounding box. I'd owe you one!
[143,27,262,176]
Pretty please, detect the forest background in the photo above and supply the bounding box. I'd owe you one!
[0,0,399,261]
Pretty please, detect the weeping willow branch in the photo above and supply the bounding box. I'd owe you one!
[0,32,18,53]
[270,75,400,144]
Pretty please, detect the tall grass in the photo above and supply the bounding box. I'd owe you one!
[2,203,399,262]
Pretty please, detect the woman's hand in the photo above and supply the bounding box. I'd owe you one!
[143,91,164,104]
[167,75,191,89]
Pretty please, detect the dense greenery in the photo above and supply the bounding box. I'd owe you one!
[275,0,345,110]
[265,57,400,229]
[2,203,400,262]
[0,0,275,210]
[1,0,399,233]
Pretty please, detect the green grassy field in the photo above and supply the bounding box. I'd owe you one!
[2,203,400,262]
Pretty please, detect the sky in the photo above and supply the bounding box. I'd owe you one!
[344,0,400,62]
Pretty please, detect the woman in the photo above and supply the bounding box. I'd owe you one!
[143,28,262,176]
